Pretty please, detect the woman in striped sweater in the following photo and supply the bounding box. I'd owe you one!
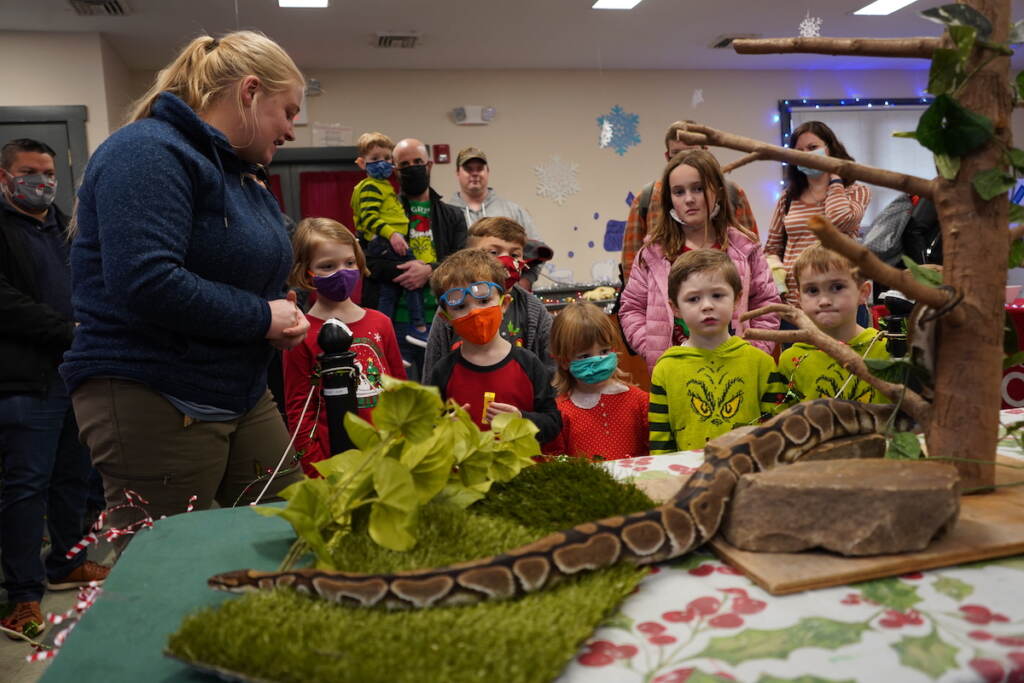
[765,121,871,306]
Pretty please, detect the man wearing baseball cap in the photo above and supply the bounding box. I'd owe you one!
[447,147,551,289]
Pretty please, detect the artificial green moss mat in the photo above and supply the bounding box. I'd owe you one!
[167,460,656,683]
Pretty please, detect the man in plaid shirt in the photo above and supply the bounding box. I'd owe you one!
[620,121,759,282]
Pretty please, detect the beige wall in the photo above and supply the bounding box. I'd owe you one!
[294,68,940,283]
[0,31,112,154]
[100,34,134,133]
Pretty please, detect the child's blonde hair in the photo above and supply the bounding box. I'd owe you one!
[667,249,743,303]
[357,132,394,156]
[430,248,506,302]
[467,217,528,248]
[289,218,368,291]
[128,31,303,124]
[792,243,865,287]
[549,302,631,395]
[647,149,757,265]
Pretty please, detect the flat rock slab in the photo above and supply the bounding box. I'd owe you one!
[721,459,960,556]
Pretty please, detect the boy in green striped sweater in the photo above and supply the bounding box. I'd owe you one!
[649,250,785,453]
[778,244,891,403]
[351,132,427,339]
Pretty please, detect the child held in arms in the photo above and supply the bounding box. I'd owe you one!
[421,216,553,380]
[649,250,786,454]
[350,131,428,341]
[778,244,891,403]
[543,302,649,460]
[425,248,561,443]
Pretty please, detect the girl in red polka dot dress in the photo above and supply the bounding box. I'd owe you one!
[542,302,649,461]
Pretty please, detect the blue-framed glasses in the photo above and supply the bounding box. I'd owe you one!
[439,281,504,308]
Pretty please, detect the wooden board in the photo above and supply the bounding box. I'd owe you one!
[707,455,1024,595]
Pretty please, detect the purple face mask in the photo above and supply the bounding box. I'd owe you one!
[311,268,360,302]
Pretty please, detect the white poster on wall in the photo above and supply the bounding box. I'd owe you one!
[311,122,353,147]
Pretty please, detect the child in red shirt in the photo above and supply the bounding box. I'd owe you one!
[284,218,406,477]
[424,248,560,443]
[543,302,649,460]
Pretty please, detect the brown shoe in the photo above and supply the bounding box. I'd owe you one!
[1,601,45,640]
[48,560,110,591]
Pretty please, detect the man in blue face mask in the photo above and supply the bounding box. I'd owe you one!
[0,138,109,637]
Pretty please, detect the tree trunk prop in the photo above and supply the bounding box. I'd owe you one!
[708,0,1013,490]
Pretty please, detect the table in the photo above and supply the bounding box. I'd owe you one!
[40,416,1024,683]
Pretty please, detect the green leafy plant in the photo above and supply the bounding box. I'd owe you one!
[258,376,540,568]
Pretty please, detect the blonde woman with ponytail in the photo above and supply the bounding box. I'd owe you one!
[62,32,309,526]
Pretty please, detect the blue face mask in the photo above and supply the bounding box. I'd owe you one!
[569,353,618,385]
[797,147,827,177]
[366,160,394,180]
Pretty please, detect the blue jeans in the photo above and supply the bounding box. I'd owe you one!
[0,383,91,602]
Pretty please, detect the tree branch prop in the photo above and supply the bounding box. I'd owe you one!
[721,152,763,174]
[732,36,944,60]
[805,215,964,325]
[741,304,932,427]
[675,124,935,199]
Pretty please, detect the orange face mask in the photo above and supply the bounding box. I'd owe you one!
[450,304,503,345]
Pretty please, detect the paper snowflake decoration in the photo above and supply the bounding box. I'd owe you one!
[799,11,823,38]
[596,105,641,156]
[599,119,613,148]
[533,155,581,206]
[691,89,704,109]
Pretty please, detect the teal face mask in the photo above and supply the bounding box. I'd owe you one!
[797,147,827,177]
[568,353,618,384]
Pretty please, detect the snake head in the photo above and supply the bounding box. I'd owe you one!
[208,569,260,593]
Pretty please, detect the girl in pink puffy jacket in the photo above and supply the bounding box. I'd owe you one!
[619,149,781,373]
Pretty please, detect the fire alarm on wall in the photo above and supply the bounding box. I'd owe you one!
[433,144,450,164]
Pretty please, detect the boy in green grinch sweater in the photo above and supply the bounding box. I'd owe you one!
[778,244,891,403]
[648,250,786,454]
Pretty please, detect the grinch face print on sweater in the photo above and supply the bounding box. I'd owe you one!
[686,361,745,426]
[792,353,874,403]
[814,363,873,402]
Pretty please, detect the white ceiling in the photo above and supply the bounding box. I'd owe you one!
[4,0,1024,71]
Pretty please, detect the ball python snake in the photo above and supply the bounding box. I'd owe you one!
[209,398,913,609]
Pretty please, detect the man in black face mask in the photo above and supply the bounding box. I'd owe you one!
[363,138,467,378]
[0,138,108,638]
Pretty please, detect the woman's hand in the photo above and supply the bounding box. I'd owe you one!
[266,291,308,350]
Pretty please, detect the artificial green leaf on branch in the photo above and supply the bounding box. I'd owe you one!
[1011,203,1024,225]
[926,48,962,96]
[934,153,960,180]
[1010,235,1024,267]
[973,167,1015,201]
[886,431,923,461]
[901,256,944,287]
[920,4,992,41]
[915,95,994,158]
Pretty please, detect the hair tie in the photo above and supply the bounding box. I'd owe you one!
[206,38,219,52]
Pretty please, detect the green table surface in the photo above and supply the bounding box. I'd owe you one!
[41,504,292,683]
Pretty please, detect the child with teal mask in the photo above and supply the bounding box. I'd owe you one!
[542,302,649,461]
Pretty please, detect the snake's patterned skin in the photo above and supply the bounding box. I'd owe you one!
[209,399,912,609]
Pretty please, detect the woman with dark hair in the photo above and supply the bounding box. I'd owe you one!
[765,120,871,306]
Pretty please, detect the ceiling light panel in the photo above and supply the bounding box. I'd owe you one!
[853,0,918,16]
[592,0,643,9]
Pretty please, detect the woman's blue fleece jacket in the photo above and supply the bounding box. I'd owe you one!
[60,92,292,413]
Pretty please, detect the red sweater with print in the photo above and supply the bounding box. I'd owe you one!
[283,310,406,477]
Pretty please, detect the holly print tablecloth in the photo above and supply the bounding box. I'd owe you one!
[559,413,1024,683]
